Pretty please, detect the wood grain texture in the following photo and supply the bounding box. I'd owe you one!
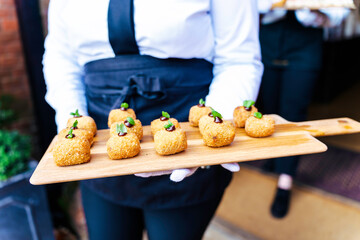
[30,115,360,185]
[272,0,356,9]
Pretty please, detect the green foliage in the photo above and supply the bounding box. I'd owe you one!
[164,120,174,129]
[116,123,127,134]
[162,111,170,119]
[211,109,222,119]
[121,102,129,109]
[243,100,255,109]
[254,112,263,119]
[70,109,80,117]
[0,130,30,181]
[199,98,205,105]
[0,95,17,128]
[126,117,135,126]
[67,128,74,139]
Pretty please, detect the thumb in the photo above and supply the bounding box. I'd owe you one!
[170,168,198,182]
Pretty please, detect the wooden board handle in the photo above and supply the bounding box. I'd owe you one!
[276,117,360,137]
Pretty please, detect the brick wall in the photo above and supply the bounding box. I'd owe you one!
[0,0,38,153]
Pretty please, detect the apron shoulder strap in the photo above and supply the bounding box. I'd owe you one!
[108,0,139,55]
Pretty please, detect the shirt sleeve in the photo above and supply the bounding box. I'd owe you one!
[206,0,264,120]
[43,0,88,132]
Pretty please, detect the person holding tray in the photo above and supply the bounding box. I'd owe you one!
[257,0,349,219]
[43,0,263,239]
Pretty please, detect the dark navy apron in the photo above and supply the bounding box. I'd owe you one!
[81,0,232,209]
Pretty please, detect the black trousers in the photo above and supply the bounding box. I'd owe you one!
[81,185,223,240]
[258,67,319,176]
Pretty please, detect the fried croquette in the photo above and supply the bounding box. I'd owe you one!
[233,106,258,128]
[53,134,91,166]
[67,116,97,136]
[245,113,275,138]
[154,127,187,155]
[58,128,94,145]
[110,118,143,140]
[198,113,214,135]
[201,119,235,147]
[108,109,136,128]
[151,112,180,136]
[106,132,140,160]
[108,102,136,128]
[188,99,212,127]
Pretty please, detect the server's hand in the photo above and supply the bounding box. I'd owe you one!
[135,163,240,182]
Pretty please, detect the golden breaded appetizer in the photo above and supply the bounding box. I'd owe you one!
[67,109,97,136]
[53,128,91,166]
[154,120,187,155]
[59,120,94,145]
[245,112,275,138]
[151,111,180,136]
[110,117,143,140]
[233,100,258,128]
[108,102,136,128]
[200,110,235,147]
[189,98,212,127]
[106,123,140,160]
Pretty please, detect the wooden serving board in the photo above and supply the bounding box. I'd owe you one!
[30,115,360,185]
[272,0,356,9]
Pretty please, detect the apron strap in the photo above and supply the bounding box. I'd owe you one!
[108,0,139,55]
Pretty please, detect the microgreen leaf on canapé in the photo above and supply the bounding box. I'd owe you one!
[73,120,78,128]
[164,120,174,129]
[70,109,81,117]
[121,102,129,109]
[199,98,205,105]
[243,100,255,109]
[66,128,74,139]
[211,109,222,119]
[116,123,128,134]
[162,111,170,119]
[254,112,262,119]
[126,117,135,126]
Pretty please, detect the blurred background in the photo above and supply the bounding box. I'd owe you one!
[0,0,360,239]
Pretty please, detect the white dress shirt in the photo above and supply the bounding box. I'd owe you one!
[43,0,263,131]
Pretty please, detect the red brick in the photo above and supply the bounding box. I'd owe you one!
[2,19,19,31]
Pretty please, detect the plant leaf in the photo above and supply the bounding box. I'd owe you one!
[126,117,135,126]
[254,112,263,119]
[121,102,129,109]
[67,128,74,138]
[164,120,174,129]
[162,111,170,119]
[199,98,205,105]
[211,110,222,119]
[70,109,80,117]
[243,100,255,108]
[73,120,78,128]
[120,123,127,134]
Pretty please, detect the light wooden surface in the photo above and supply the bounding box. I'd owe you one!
[272,0,356,9]
[30,115,360,185]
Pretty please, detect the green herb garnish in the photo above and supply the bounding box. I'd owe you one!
[116,123,127,134]
[243,100,255,109]
[162,111,170,119]
[73,120,78,128]
[121,102,129,109]
[211,110,222,119]
[199,98,205,105]
[126,117,135,126]
[164,120,174,129]
[70,109,81,117]
[254,112,262,119]
[67,128,74,139]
